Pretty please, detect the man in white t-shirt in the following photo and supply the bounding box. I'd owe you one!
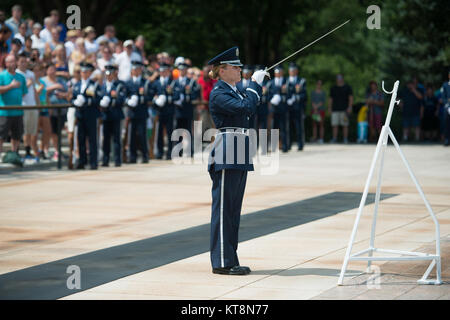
[116,39,141,82]
[16,53,40,161]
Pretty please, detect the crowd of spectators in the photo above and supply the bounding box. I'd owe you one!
[0,4,449,168]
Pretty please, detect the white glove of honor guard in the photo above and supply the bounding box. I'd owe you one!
[73,94,86,107]
[155,94,167,107]
[100,96,111,108]
[270,94,281,106]
[127,95,138,107]
[287,96,296,106]
[252,69,270,86]
[174,93,184,107]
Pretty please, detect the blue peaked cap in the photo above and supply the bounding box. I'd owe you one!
[208,46,243,67]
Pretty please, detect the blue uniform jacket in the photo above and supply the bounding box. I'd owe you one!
[287,77,307,111]
[125,77,152,119]
[208,79,262,172]
[100,80,126,121]
[153,77,181,117]
[268,77,288,114]
[174,77,200,119]
[71,79,102,120]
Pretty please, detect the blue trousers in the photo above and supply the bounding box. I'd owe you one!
[157,114,174,159]
[77,117,98,168]
[288,108,304,150]
[129,118,148,162]
[209,169,248,269]
[102,120,121,165]
[273,112,288,152]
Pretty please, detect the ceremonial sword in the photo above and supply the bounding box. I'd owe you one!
[265,19,351,72]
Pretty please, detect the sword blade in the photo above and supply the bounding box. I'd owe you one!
[265,19,351,72]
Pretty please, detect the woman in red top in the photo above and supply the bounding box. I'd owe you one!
[197,65,217,133]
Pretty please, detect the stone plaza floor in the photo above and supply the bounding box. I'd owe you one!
[0,143,449,299]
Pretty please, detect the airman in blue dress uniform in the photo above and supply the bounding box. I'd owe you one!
[125,60,152,164]
[269,65,289,152]
[99,63,126,167]
[286,62,307,151]
[72,62,102,170]
[153,63,180,160]
[207,46,268,275]
[174,62,200,157]
[237,65,256,130]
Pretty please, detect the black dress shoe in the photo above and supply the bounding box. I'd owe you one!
[90,166,98,170]
[115,163,121,167]
[212,266,250,275]
[142,158,149,164]
[102,163,109,167]
[76,163,85,169]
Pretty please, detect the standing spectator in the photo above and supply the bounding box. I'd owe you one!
[33,62,51,159]
[10,38,22,59]
[0,10,12,54]
[66,64,81,168]
[399,80,423,142]
[44,27,62,59]
[0,26,11,69]
[421,85,439,141]
[69,37,87,70]
[197,65,216,134]
[116,39,141,82]
[13,21,27,46]
[134,35,148,64]
[96,25,118,45]
[5,5,24,35]
[39,17,54,44]
[366,81,384,142]
[97,45,115,72]
[49,9,66,42]
[41,63,69,160]
[31,23,45,58]
[440,70,450,146]
[0,54,27,157]
[310,79,326,143]
[328,74,353,143]
[64,30,78,61]
[84,26,98,54]
[16,53,40,161]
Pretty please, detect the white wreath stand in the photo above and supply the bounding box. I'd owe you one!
[337,80,442,286]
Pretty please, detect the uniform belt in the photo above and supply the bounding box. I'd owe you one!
[217,127,250,135]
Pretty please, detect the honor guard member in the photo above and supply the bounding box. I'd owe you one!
[207,46,268,275]
[256,64,269,131]
[153,63,180,160]
[125,60,151,163]
[269,65,289,152]
[237,65,256,130]
[174,62,200,156]
[99,63,126,166]
[286,62,307,151]
[72,62,102,169]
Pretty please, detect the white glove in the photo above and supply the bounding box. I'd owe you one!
[73,94,86,107]
[174,93,184,106]
[155,94,167,107]
[252,69,270,86]
[100,96,111,108]
[270,94,281,106]
[448,106,450,115]
[127,95,138,107]
[287,96,296,106]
